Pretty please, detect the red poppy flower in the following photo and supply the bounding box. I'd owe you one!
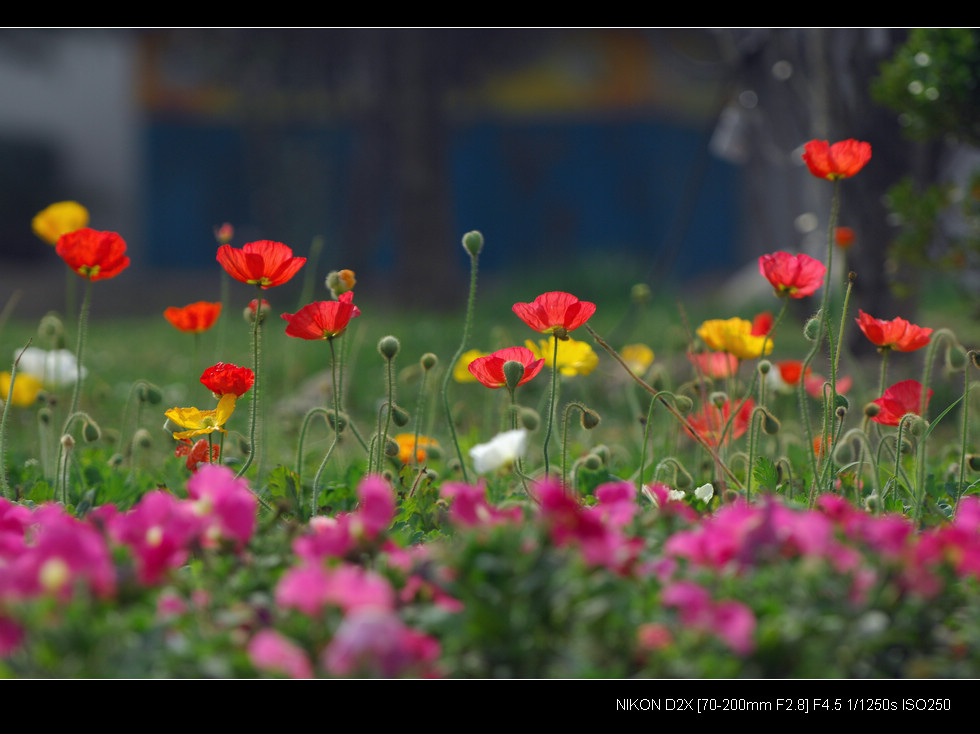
[834,226,856,249]
[467,346,544,390]
[758,251,826,299]
[164,301,222,333]
[512,291,596,339]
[281,293,360,340]
[855,310,932,352]
[175,438,220,472]
[200,363,255,397]
[216,240,306,289]
[804,373,852,399]
[871,380,932,427]
[802,139,872,180]
[776,360,811,385]
[687,351,739,379]
[685,398,754,447]
[55,228,130,281]
[750,311,773,336]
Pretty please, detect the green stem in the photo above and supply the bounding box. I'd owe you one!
[236,287,264,479]
[440,247,479,482]
[312,339,341,516]
[65,279,92,425]
[0,340,32,499]
[542,335,560,477]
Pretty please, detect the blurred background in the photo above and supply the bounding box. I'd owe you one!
[0,28,969,322]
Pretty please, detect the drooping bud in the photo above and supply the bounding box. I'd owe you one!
[760,409,780,435]
[804,314,822,341]
[583,454,602,470]
[907,415,927,438]
[947,344,968,372]
[519,407,540,431]
[138,383,163,405]
[326,410,347,434]
[391,404,410,427]
[580,409,601,430]
[833,440,855,465]
[673,395,694,414]
[82,420,101,443]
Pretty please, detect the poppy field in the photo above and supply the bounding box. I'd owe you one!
[3,139,980,679]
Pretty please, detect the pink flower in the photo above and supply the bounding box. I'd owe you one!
[758,251,826,299]
[187,463,257,548]
[353,475,395,540]
[275,563,394,616]
[322,608,440,678]
[440,482,523,528]
[248,630,314,679]
[109,491,202,586]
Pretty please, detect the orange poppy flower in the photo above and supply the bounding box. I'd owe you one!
[776,360,812,386]
[512,291,596,340]
[394,433,439,464]
[467,346,544,390]
[855,310,932,352]
[802,139,872,180]
[758,251,826,299]
[834,226,856,249]
[175,438,220,472]
[216,240,306,289]
[200,363,255,398]
[32,201,89,245]
[685,398,754,447]
[164,301,222,333]
[55,228,130,281]
[281,293,360,340]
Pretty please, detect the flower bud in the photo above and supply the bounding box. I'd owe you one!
[757,359,771,375]
[833,440,855,465]
[38,311,65,345]
[384,438,400,458]
[673,395,694,414]
[38,407,52,426]
[60,434,75,451]
[325,269,356,298]
[674,468,693,490]
[519,407,540,431]
[391,404,410,427]
[907,415,927,437]
[425,445,443,462]
[462,230,484,257]
[502,360,525,392]
[709,391,727,408]
[214,222,234,246]
[761,409,780,435]
[864,493,880,512]
[138,383,163,405]
[899,437,914,455]
[580,409,601,430]
[133,428,153,449]
[326,410,347,433]
[583,454,602,471]
[968,454,980,472]
[109,453,125,468]
[971,351,980,370]
[864,402,881,418]
[420,353,438,371]
[592,444,611,465]
[378,335,400,360]
[631,283,652,304]
[947,344,967,372]
[835,405,848,420]
[245,299,270,324]
[804,314,822,341]
[82,420,101,443]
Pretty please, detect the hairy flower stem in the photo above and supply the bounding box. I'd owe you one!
[541,335,560,477]
[561,401,588,488]
[959,355,977,510]
[311,339,341,516]
[0,340,31,499]
[805,179,841,507]
[587,324,743,490]
[236,286,264,479]
[65,279,92,427]
[412,370,431,469]
[441,247,479,483]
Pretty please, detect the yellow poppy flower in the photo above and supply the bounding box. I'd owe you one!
[164,394,236,440]
[0,371,43,407]
[394,433,439,464]
[525,337,599,376]
[32,201,90,245]
[453,349,489,383]
[621,344,655,375]
[696,318,773,360]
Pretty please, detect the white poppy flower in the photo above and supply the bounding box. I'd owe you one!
[668,489,686,502]
[17,348,87,388]
[694,483,714,502]
[469,429,528,474]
